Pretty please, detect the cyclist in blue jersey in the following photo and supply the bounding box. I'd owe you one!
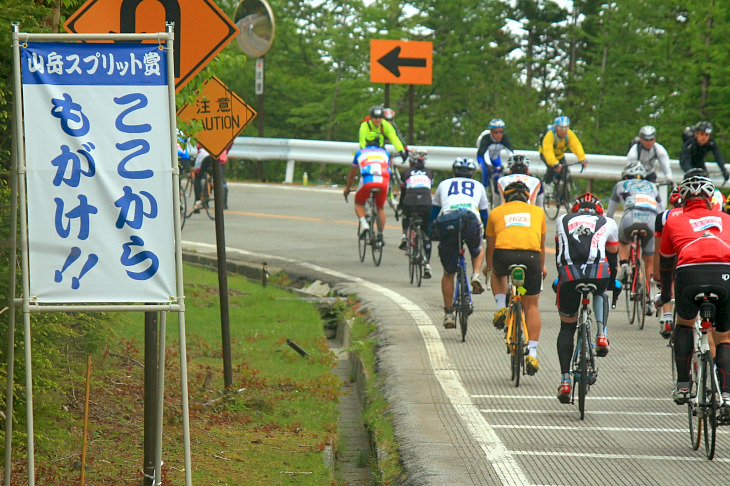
[476,118,514,192]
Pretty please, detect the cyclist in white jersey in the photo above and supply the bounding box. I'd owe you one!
[606,161,664,316]
[494,155,544,208]
[626,125,673,184]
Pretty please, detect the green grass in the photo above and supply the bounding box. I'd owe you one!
[4,264,341,485]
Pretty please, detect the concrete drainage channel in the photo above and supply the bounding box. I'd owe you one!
[183,251,381,485]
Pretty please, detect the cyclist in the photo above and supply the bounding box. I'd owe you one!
[679,121,728,182]
[359,106,408,160]
[486,181,547,375]
[343,138,392,242]
[539,116,587,189]
[430,157,489,328]
[656,175,730,407]
[606,161,664,316]
[653,186,683,338]
[398,148,434,279]
[626,125,673,184]
[493,155,544,208]
[476,118,514,192]
[554,193,619,403]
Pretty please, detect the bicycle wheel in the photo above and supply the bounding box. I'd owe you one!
[624,269,632,322]
[203,177,215,220]
[637,259,647,330]
[357,221,368,262]
[544,179,562,220]
[702,352,718,460]
[458,266,469,342]
[689,350,702,450]
[512,301,525,387]
[371,207,383,266]
[407,235,415,284]
[179,182,187,230]
[578,321,588,420]
[629,262,640,325]
[413,227,424,287]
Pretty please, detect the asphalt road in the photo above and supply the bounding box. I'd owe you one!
[181,182,729,485]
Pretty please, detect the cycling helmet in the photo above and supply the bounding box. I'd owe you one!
[571,192,604,215]
[679,176,714,202]
[489,118,506,130]
[621,161,646,179]
[452,157,476,178]
[695,121,713,134]
[506,154,530,175]
[383,108,395,121]
[503,181,530,203]
[554,116,570,128]
[408,148,427,167]
[369,106,384,118]
[639,125,656,140]
[684,167,709,179]
[669,186,682,207]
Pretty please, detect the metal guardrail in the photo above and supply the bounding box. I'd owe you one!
[227,136,725,185]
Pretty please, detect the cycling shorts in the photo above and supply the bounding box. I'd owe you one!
[355,181,389,207]
[619,210,655,255]
[674,264,730,332]
[437,215,483,275]
[556,277,609,318]
[492,249,542,296]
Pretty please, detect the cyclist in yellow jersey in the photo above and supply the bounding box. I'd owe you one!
[359,106,407,160]
[486,181,547,375]
[539,116,587,187]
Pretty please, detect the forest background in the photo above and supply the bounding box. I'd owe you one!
[0,0,729,447]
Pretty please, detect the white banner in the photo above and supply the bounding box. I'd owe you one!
[21,42,176,303]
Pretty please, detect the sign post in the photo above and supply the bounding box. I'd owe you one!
[178,77,256,389]
[370,39,433,144]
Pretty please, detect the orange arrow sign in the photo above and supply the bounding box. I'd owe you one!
[370,40,433,85]
[64,0,238,92]
[177,77,257,159]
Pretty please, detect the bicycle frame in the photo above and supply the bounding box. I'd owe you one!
[505,266,529,355]
[406,214,426,286]
[452,223,473,342]
[572,283,599,419]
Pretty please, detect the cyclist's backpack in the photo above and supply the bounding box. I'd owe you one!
[681,125,694,144]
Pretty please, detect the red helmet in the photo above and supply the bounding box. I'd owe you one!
[669,186,682,207]
[571,192,604,216]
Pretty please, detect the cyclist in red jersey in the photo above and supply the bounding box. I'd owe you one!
[656,176,730,407]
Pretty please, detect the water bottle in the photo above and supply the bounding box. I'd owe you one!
[303,172,308,186]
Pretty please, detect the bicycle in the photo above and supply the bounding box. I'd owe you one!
[386,152,405,221]
[346,189,384,266]
[185,168,215,220]
[624,229,648,329]
[405,213,427,286]
[570,283,612,419]
[544,161,582,220]
[685,291,729,460]
[504,264,529,387]
[452,219,474,342]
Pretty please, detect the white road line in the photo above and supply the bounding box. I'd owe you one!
[183,241,532,485]
[473,394,670,401]
[480,408,682,417]
[493,424,687,433]
[510,450,730,463]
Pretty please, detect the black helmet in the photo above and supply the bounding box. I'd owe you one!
[503,181,530,203]
[506,155,529,175]
[369,106,384,118]
[408,148,427,168]
[695,121,712,134]
[452,157,476,178]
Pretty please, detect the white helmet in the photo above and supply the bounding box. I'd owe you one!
[621,161,646,179]
[639,125,656,140]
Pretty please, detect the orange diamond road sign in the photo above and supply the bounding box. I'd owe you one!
[177,77,257,159]
[64,0,239,92]
[370,39,433,85]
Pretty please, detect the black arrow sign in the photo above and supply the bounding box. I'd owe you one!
[377,46,427,77]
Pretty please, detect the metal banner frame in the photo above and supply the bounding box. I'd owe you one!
[6,25,192,486]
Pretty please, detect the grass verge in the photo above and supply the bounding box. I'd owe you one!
[3,263,340,485]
